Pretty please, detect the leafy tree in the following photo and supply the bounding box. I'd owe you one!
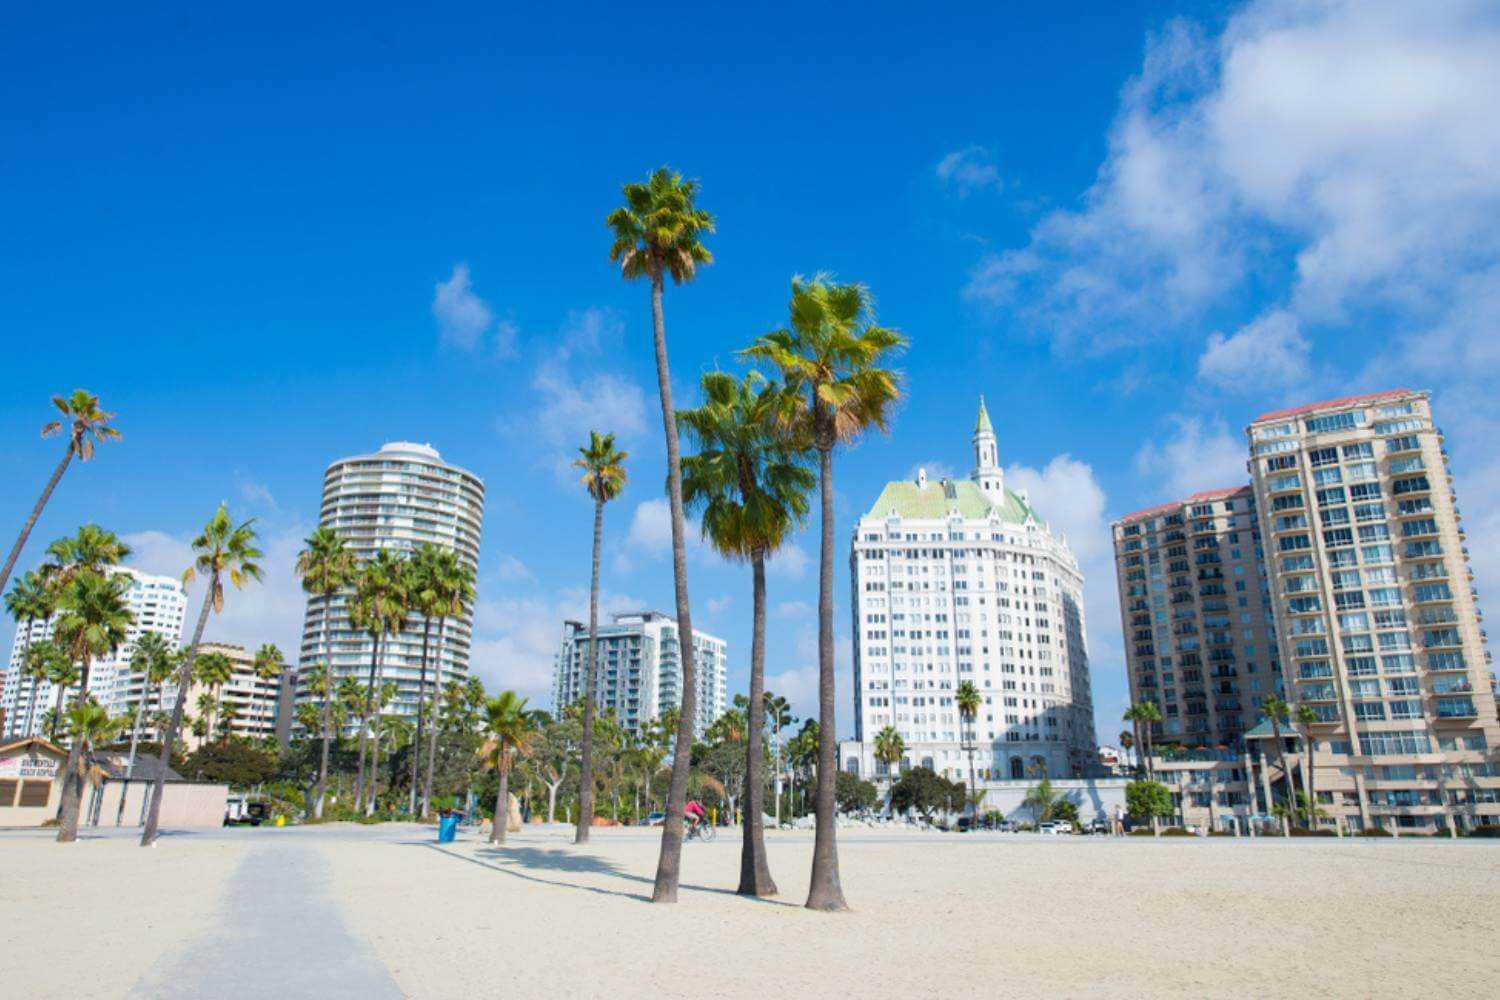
[1125,780,1174,825]
[26,640,74,740]
[185,739,278,788]
[295,525,356,818]
[1123,702,1162,781]
[744,275,905,911]
[1052,799,1080,826]
[608,166,714,904]
[764,692,795,825]
[0,390,121,597]
[834,771,878,814]
[61,700,127,795]
[143,504,263,847]
[890,766,964,823]
[192,651,234,742]
[1023,778,1065,824]
[1262,695,1295,835]
[123,632,175,780]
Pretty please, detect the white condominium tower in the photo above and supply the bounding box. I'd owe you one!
[294,442,485,725]
[841,399,1097,784]
[1247,389,1499,833]
[2,566,187,739]
[553,611,728,739]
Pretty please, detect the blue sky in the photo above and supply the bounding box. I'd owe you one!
[4,1,1498,743]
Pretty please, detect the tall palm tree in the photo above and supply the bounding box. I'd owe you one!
[744,275,905,912]
[0,391,121,598]
[43,647,80,741]
[1123,701,1162,781]
[956,680,982,817]
[1261,695,1294,834]
[678,371,814,895]
[350,549,408,815]
[572,431,629,844]
[873,725,905,816]
[142,504,262,847]
[4,569,56,738]
[60,699,128,819]
[253,643,284,738]
[607,166,714,904]
[765,693,795,826]
[294,526,356,819]
[41,524,131,586]
[1294,703,1320,830]
[123,632,174,778]
[53,566,135,842]
[415,547,475,818]
[1118,729,1136,775]
[193,651,234,743]
[22,638,64,738]
[480,690,539,845]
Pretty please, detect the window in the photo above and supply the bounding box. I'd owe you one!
[18,780,50,808]
[1305,411,1361,434]
[0,778,17,806]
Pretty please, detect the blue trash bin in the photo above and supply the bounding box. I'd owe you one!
[438,813,459,843]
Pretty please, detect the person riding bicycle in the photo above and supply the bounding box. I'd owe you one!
[685,798,707,836]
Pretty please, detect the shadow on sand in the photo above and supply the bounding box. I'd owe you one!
[407,841,797,907]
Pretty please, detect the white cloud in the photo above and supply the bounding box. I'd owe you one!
[935,146,1004,196]
[1133,417,1247,500]
[556,307,623,360]
[1197,309,1310,391]
[433,264,495,351]
[706,595,731,615]
[492,553,536,584]
[624,497,674,553]
[529,363,649,449]
[237,479,279,512]
[774,600,812,620]
[903,461,956,483]
[766,625,855,725]
[765,542,809,580]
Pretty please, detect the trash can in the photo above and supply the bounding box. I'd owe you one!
[438,812,459,844]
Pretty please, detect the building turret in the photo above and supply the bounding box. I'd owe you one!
[971,396,1004,500]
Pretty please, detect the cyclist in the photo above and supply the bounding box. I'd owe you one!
[685,798,707,837]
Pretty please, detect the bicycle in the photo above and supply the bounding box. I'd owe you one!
[685,818,717,842]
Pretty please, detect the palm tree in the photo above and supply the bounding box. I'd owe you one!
[744,275,905,911]
[956,680,981,817]
[253,643,284,738]
[1261,695,1295,834]
[678,371,814,894]
[607,167,715,903]
[1294,703,1320,830]
[43,648,80,740]
[21,638,63,738]
[350,549,408,814]
[1118,729,1136,775]
[193,651,234,743]
[765,693,795,826]
[41,524,131,586]
[572,431,629,845]
[479,690,539,845]
[873,725,906,816]
[1123,702,1162,781]
[294,526,356,819]
[123,632,174,779]
[4,569,56,738]
[414,547,475,818]
[60,699,128,816]
[1023,778,1063,826]
[52,566,135,842]
[0,391,121,598]
[142,504,262,847]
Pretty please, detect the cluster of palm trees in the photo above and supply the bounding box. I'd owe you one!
[577,168,905,911]
[292,527,476,820]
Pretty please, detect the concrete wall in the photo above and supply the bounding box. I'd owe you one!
[88,780,229,828]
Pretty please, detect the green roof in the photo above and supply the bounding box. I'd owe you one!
[865,477,1043,526]
[975,396,994,435]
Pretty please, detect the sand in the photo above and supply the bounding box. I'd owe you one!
[4,823,1498,998]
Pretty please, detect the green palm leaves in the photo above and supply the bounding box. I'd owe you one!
[874,725,906,773]
[42,390,121,462]
[575,432,629,504]
[481,690,541,845]
[607,168,715,285]
[185,505,264,612]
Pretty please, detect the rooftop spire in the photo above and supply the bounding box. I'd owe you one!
[975,395,994,435]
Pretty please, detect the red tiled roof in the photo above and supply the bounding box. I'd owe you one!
[1252,389,1416,424]
[1117,485,1251,524]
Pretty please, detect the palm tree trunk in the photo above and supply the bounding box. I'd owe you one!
[1305,736,1317,830]
[806,444,848,911]
[315,594,336,819]
[117,682,151,826]
[142,574,217,846]
[366,637,386,817]
[409,616,433,816]
[355,634,378,810]
[577,497,605,844]
[738,552,777,896]
[491,752,510,845]
[421,619,446,817]
[647,272,699,905]
[26,669,42,738]
[55,652,94,843]
[0,443,73,599]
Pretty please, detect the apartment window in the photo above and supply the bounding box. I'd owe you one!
[1264,454,1297,471]
[1309,447,1339,467]
[1341,442,1374,459]
[1313,468,1343,487]
[1305,412,1361,434]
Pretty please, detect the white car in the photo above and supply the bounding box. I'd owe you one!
[1039,821,1074,835]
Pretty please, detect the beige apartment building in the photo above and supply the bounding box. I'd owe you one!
[178,642,283,751]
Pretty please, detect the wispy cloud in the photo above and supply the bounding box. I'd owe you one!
[935,145,1004,196]
[434,264,517,358]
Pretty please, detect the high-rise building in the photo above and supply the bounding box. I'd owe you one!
[553,611,727,738]
[1111,486,1281,750]
[179,642,283,750]
[294,441,485,725]
[1,566,187,739]
[1246,389,1499,833]
[840,399,1098,785]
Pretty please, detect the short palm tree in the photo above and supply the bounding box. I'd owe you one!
[294,526,356,818]
[60,699,128,801]
[1118,729,1136,775]
[0,391,121,598]
[21,638,63,739]
[572,431,629,845]
[350,549,408,815]
[1023,778,1063,825]
[52,566,135,842]
[4,569,56,738]
[143,504,262,847]
[1123,701,1162,781]
[1261,695,1294,832]
[479,690,540,845]
[42,524,131,586]
[679,371,814,895]
[253,643,284,736]
[765,693,795,825]
[124,632,175,778]
[193,651,234,743]
[744,275,905,912]
[956,680,982,815]
[1294,703,1320,828]
[873,725,906,816]
[42,647,80,740]
[410,546,475,818]
[607,167,715,903]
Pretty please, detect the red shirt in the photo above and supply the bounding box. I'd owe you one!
[685,801,706,819]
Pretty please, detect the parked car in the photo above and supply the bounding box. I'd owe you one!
[1038,820,1074,835]
[224,796,268,827]
[643,811,666,826]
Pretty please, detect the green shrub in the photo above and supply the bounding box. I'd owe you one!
[1465,825,1500,838]
[1129,827,1155,836]
[1208,829,1234,837]
[1160,827,1192,837]
[1359,827,1392,837]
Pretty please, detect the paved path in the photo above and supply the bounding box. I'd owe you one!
[130,841,402,999]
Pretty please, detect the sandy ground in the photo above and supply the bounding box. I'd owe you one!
[4,823,1498,999]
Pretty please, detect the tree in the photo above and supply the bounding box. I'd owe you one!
[608,166,715,904]
[21,637,63,739]
[143,504,263,847]
[193,651,234,743]
[679,369,814,896]
[956,680,981,816]
[744,275,905,911]
[1052,799,1080,827]
[415,547,474,819]
[1125,780,1173,826]
[52,565,134,842]
[0,391,121,599]
[1261,695,1295,835]
[873,724,906,815]
[479,691,539,845]
[764,692,794,826]
[123,632,175,782]
[41,644,79,740]
[253,642,285,700]
[570,430,628,843]
[4,569,57,738]
[184,739,278,787]
[834,771,878,814]
[1123,701,1162,781]
[532,711,579,823]
[1294,703,1320,830]
[1118,729,1136,775]
[60,699,127,799]
[890,767,964,824]
[294,526,356,818]
[349,549,409,815]
[1022,778,1064,825]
